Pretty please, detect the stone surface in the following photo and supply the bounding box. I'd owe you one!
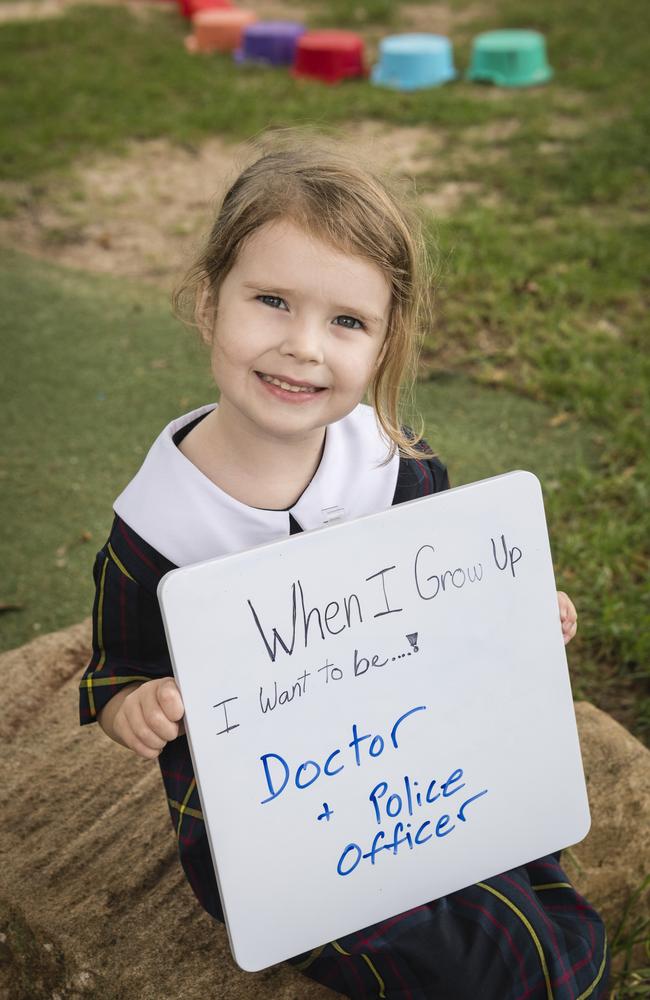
[0,622,648,998]
[569,701,650,931]
[0,622,335,1000]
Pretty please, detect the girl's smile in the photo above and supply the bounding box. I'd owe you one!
[255,371,326,398]
[202,219,392,447]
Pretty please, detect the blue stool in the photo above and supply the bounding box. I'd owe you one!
[371,34,456,91]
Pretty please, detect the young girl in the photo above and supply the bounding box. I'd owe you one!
[79,136,607,999]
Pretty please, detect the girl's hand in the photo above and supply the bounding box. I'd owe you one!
[113,678,185,760]
[557,591,578,646]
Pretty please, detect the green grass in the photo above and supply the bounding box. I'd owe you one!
[609,875,650,999]
[427,202,649,689]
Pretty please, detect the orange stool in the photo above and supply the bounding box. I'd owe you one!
[186,9,258,54]
[293,30,366,83]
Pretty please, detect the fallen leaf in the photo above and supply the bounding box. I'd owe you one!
[548,411,571,427]
[0,601,23,613]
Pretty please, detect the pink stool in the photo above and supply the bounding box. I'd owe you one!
[293,30,366,83]
[186,9,258,54]
[176,0,231,19]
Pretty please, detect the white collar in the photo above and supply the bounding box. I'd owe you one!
[114,403,399,567]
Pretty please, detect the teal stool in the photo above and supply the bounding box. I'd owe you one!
[371,34,456,91]
[467,30,553,87]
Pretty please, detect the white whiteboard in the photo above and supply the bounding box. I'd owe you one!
[158,471,590,971]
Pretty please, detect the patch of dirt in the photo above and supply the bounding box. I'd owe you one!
[0,123,463,287]
[538,140,565,156]
[0,0,172,24]
[548,115,589,139]
[0,136,243,286]
[551,90,589,111]
[249,0,311,20]
[420,180,499,215]
[0,0,65,22]
[351,120,445,176]
[399,2,487,34]
[462,118,520,143]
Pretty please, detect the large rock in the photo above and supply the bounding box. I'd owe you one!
[1,623,648,999]
[564,701,650,932]
[0,622,336,1000]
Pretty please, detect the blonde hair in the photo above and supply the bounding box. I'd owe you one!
[172,132,432,458]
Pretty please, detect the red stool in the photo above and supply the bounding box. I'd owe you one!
[293,30,366,83]
[177,0,231,19]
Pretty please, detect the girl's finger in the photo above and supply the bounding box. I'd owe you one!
[145,708,179,744]
[563,621,578,645]
[156,679,185,723]
[124,698,167,753]
[130,738,163,760]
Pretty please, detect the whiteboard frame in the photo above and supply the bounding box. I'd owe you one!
[158,471,590,970]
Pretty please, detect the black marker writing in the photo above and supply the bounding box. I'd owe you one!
[213,697,239,736]
[414,545,484,601]
[491,535,523,577]
[366,565,403,618]
[248,580,364,662]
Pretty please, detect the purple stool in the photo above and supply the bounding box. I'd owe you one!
[234,21,306,66]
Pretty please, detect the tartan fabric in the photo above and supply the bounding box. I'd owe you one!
[291,857,608,1000]
[79,450,608,999]
[290,856,609,999]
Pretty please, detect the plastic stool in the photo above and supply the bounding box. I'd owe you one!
[371,33,456,90]
[293,30,366,84]
[467,30,553,87]
[177,0,231,21]
[235,21,306,66]
[186,9,257,54]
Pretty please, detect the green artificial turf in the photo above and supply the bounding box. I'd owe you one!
[0,248,210,642]
[0,247,596,651]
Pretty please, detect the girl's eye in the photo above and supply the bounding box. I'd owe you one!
[333,315,364,330]
[257,294,288,310]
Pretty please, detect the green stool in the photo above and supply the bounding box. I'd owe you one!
[467,30,553,87]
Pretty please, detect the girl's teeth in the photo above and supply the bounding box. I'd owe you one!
[260,374,317,393]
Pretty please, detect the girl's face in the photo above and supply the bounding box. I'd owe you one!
[205,219,392,447]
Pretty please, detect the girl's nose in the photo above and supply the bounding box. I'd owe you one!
[279,320,325,365]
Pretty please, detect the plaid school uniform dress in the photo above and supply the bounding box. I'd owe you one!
[79,406,609,1000]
